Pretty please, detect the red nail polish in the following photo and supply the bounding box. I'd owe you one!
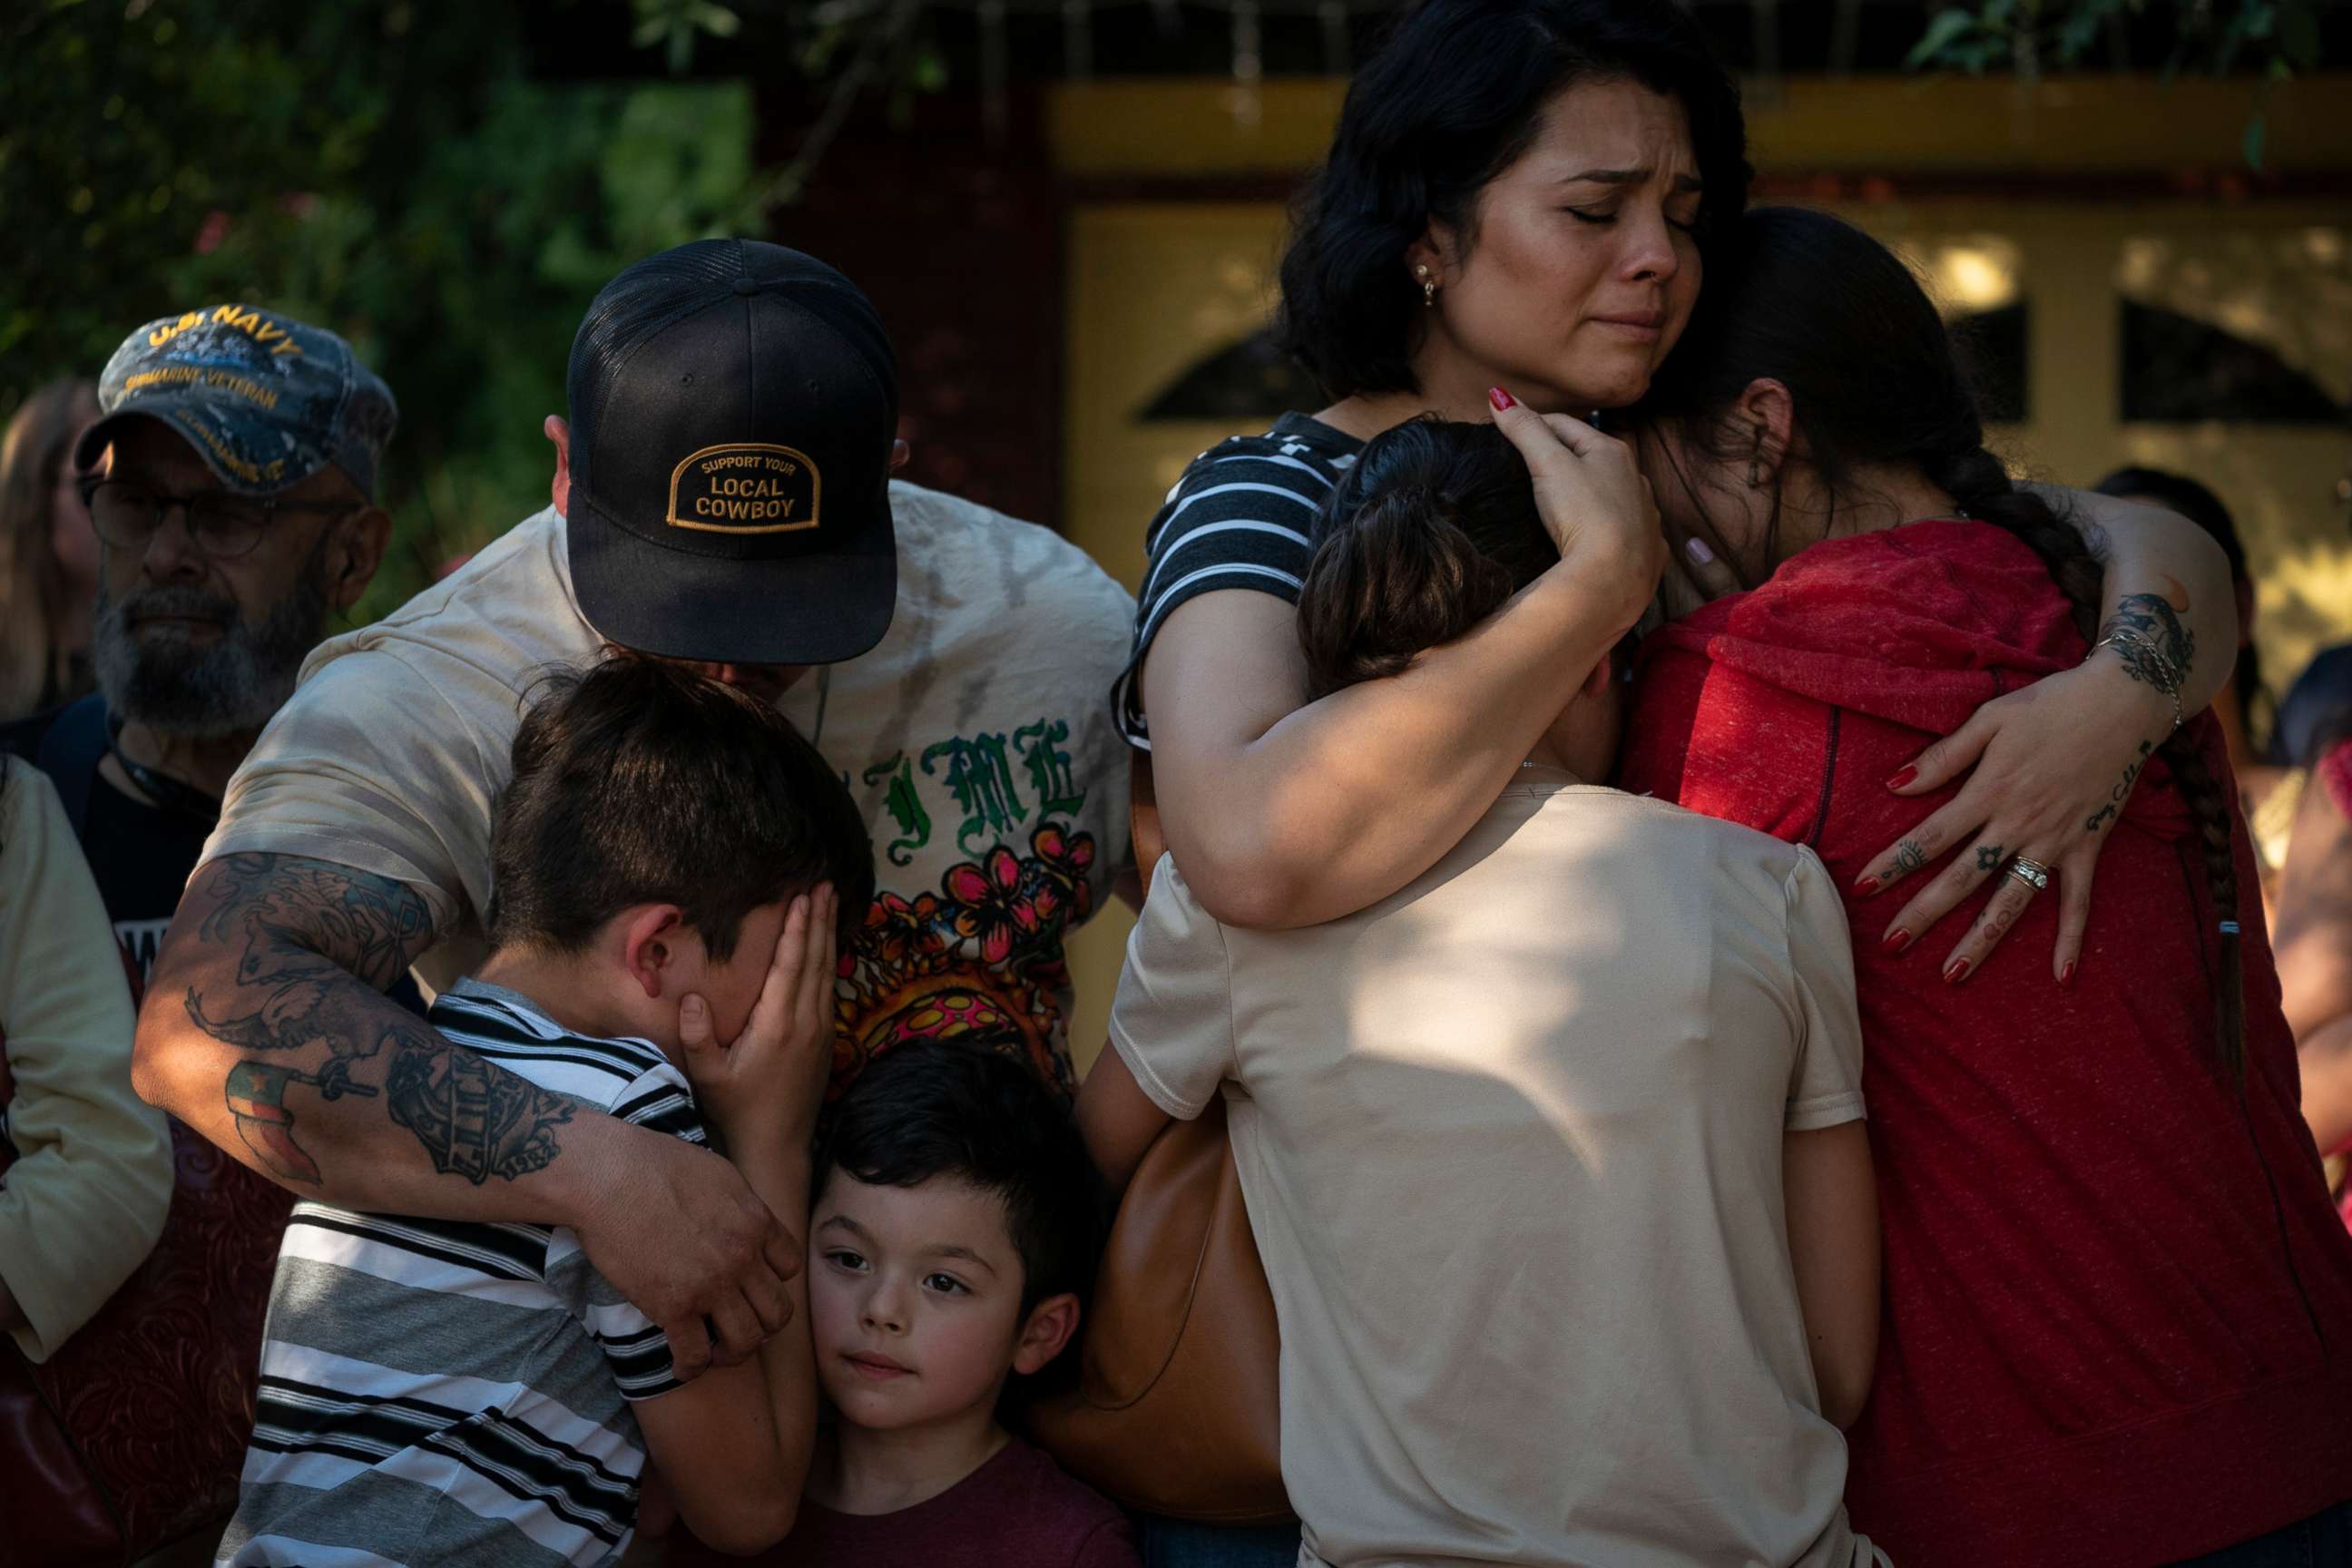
[1883,929,1913,956]
[1944,956,1973,985]
[1488,386,1517,411]
[2060,961,2076,988]
[1886,765,1919,790]
[1854,876,1881,897]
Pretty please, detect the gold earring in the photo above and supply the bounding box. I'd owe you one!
[1418,265,1437,309]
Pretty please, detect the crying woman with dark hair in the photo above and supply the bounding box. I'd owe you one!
[1082,402,1888,1567]
[1617,207,2352,1567]
[1124,0,2241,997]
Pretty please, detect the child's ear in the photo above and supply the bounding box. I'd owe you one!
[620,905,690,1000]
[1009,1292,1081,1376]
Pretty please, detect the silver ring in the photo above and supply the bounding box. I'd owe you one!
[2005,857,2052,892]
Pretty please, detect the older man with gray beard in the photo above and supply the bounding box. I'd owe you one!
[3,305,397,990]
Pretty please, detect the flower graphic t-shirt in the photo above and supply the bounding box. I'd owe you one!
[202,482,1136,1091]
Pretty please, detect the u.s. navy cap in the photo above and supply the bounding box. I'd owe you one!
[75,304,397,500]
[564,239,899,668]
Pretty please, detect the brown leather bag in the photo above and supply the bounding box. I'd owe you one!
[1028,760,1293,1524]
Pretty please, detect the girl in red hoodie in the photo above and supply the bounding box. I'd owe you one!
[1619,207,2352,1568]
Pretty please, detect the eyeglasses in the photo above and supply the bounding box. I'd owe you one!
[78,475,358,561]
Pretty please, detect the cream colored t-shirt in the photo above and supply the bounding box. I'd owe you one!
[1,763,172,1361]
[204,481,1134,1088]
[1110,774,1872,1568]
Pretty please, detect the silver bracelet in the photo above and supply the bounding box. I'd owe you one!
[2089,632,2184,733]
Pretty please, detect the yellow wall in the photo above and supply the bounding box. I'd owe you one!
[1050,74,2352,177]
[1055,79,2352,1073]
[1866,203,2352,679]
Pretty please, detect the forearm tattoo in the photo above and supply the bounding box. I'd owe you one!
[386,1044,571,1183]
[2097,592,2195,695]
[184,854,573,1187]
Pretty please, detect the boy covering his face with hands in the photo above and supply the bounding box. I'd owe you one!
[219,654,872,1565]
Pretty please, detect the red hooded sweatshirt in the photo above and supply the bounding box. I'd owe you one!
[1622,520,2352,1568]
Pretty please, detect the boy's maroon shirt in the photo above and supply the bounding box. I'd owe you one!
[1622,520,2352,1568]
[667,1436,1139,1567]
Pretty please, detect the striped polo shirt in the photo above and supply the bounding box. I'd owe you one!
[1112,411,1364,750]
[217,980,702,1568]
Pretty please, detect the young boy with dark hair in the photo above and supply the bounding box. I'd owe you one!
[219,653,874,1566]
[735,1038,1138,1564]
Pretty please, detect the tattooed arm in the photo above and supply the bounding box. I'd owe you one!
[133,853,801,1376]
[2067,486,2233,710]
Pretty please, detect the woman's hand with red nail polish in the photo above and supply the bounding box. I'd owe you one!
[1858,658,2159,986]
[1486,394,1664,629]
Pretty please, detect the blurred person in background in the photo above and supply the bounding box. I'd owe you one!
[0,307,397,994]
[2273,643,2352,770]
[0,377,103,720]
[2269,722,2352,1224]
[2266,700,2352,1225]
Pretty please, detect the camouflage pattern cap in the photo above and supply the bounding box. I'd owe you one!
[74,304,398,500]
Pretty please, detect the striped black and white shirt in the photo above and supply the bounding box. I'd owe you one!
[1112,412,1366,750]
[217,980,703,1568]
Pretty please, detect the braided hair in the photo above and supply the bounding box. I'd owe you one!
[1640,206,2245,1077]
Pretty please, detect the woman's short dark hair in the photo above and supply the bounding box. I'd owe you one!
[1277,0,1749,400]
[486,652,875,958]
[1297,416,1557,700]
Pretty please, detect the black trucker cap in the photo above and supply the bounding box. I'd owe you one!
[565,239,899,666]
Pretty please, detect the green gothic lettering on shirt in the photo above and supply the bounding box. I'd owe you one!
[1014,718,1086,820]
[863,752,936,868]
[922,733,1030,856]
[902,717,1089,861]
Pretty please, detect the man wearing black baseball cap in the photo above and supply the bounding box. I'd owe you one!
[135,241,1136,1382]
[561,241,900,668]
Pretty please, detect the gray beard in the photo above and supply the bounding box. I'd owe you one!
[93,544,331,740]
